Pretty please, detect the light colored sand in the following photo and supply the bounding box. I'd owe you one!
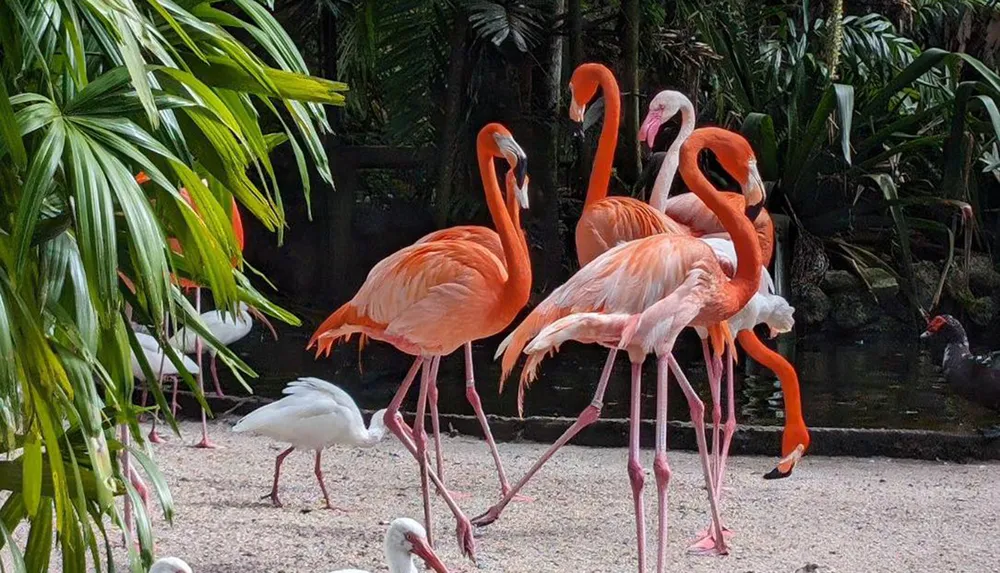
[124,419,999,573]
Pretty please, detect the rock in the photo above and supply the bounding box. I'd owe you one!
[911,260,940,310]
[858,267,899,298]
[966,296,998,327]
[967,253,1000,295]
[829,290,880,330]
[820,270,859,293]
[792,284,830,325]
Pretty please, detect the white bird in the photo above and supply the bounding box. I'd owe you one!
[169,302,276,399]
[330,518,449,573]
[149,557,192,573]
[232,377,392,509]
[694,237,795,338]
[131,331,198,444]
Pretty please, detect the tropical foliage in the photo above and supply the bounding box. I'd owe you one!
[0,0,344,570]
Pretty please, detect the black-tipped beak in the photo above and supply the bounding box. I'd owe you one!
[514,155,528,190]
[571,123,585,139]
[763,466,794,480]
[745,201,764,222]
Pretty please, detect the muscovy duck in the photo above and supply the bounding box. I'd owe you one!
[921,314,1000,438]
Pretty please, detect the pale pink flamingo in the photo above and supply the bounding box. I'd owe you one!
[412,170,532,501]
[307,123,531,560]
[473,127,764,572]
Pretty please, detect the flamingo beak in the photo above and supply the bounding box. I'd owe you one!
[248,306,279,341]
[742,161,766,220]
[638,110,663,149]
[407,534,450,573]
[494,134,529,209]
[568,85,586,124]
[763,444,805,479]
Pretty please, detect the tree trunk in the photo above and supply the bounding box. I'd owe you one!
[533,0,568,291]
[319,4,354,302]
[433,15,470,228]
[567,0,583,74]
[620,0,641,188]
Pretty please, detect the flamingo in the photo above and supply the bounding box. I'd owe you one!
[410,169,531,500]
[639,93,811,536]
[136,172,248,450]
[169,301,278,399]
[149,557,192,573]
[232,377,391,509]
[473,127,764,572]
[331,518,449,573]
[132,331,199,443]
[307,123,531,559]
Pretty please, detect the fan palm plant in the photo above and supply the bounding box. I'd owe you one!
[0,0,346,571]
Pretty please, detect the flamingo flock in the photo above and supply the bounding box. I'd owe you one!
[125,62,811,572]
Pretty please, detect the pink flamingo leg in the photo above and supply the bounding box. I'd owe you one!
[693,346,736,546]
[653,354,675,573]
[314,450,349,511]
[170,377,179,417]
[668,355,728,556]
[472,349,619,527]
[626,361,647,573]
[414,360,435,545]
[148,406,165,444]
[193,288,217,449]
[383,357,477,559]
[263,446,294,507]
[210,353,225,398]
[701,339,723,481]
[463,342,524,502]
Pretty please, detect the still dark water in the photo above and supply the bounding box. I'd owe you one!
[226,322,996,434]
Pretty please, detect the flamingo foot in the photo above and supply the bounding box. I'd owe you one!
[502,489,535,503]
[455,516,477,561]
[322,502,352,512]
[470,505,500,528]
[687,527,732,556]
[260,492,282,508]
[193,436,219,449]
[147,429,166,444]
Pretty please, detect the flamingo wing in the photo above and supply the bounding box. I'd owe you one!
[415,225,504,262]
[498,234,718,384]
[575,197,688,266]
[310,240,507,357]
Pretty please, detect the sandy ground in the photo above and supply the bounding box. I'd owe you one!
[120,419,999,573]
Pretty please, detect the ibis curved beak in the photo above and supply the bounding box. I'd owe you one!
[763,444,805,480]
[408,534,450,573]
[248,306,279,341]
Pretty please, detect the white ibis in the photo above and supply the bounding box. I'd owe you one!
[149,557,192,573]
[232,377,392,509]
[131,331,199,444]
[331,518,449,573]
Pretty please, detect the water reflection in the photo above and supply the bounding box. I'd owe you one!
[233,325,995,433]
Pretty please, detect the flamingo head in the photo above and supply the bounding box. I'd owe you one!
[485,125,529,209]
[148,557,192,573]
[639,90,692,149]
[764,442,807,480]
[568,63,610,124]
[386,518,449,573]
[698,129,766,218]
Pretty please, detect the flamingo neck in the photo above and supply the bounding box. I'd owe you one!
[477,140,530,309]
[736,331,807,443]
[584,68,621,208]
[679,131,760,313]
[649,99,696,212]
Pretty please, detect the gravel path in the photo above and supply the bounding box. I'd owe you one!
[128,419,998,573]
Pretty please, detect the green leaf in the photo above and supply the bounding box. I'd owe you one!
[740,112,779,181]
[13,118,65,277]
[21,437,42,517]
[0,520,26,573]
[0,78,27,169]
[24,500,52,573]
[833,84,854,165]
[867,173,914,283]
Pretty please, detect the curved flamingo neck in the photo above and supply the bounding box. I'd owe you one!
[679,130,761,312]
[736,331,808,453]
[649,99,696,212]
[477,135,530,307]
[583,68,621,208]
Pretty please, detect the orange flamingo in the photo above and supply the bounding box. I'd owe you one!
[307,123,531,560]
[640,95,810,523]
[412,170,533,501]
[474,128,765,571]
[133,172,258,449]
